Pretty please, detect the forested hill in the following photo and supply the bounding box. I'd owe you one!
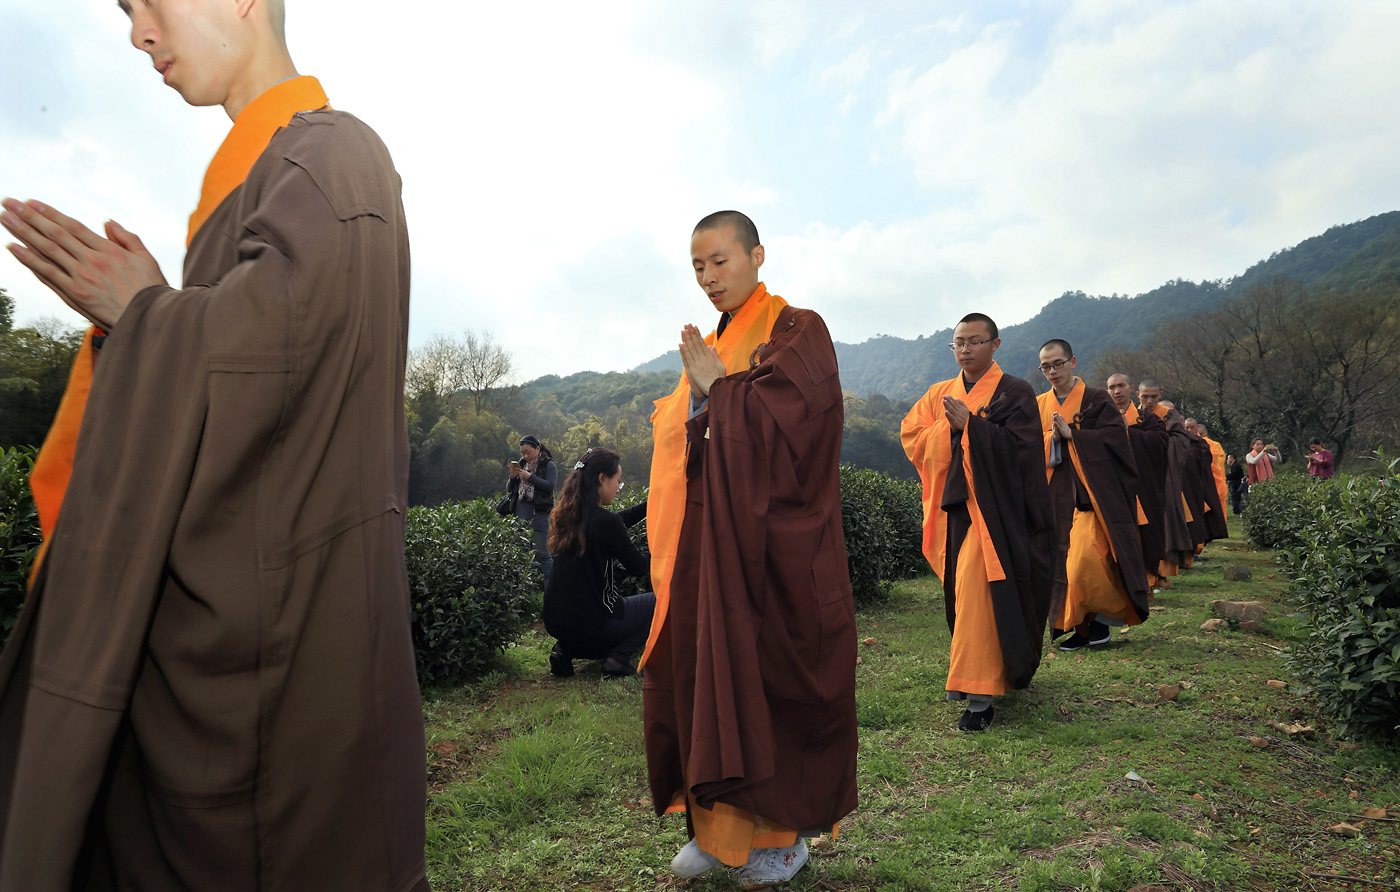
[628,210,1400,400]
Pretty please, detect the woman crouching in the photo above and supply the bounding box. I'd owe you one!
[542,448,655,678]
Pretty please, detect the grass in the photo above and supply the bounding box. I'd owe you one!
[421,518,1400,890]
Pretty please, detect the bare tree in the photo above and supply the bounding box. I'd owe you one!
[405,329,518,413]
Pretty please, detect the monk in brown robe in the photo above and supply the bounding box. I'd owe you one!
[902,314,1052,732]
[1193,422,1231,532]
[1107,374,1167,592]
[0,3,428,890]
[641,211,857,888]
[1138,381,1194,580]
[1036,342,1149,652]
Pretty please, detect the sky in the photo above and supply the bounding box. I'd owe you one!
[3,0,1398,379]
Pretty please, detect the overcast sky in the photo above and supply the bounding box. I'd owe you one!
[3,0,1398,379]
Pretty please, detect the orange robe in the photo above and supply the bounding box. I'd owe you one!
[1205,437,1228,515]
[902,362,1051,697]
[1037,379,1086,630]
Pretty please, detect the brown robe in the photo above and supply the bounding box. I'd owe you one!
[1188,435,1229,542]
[1158,410,1195,569]
[643,306,858,833]
[0,111,429,892]
[1125,413,1169,578]
[1063,396,1150,620]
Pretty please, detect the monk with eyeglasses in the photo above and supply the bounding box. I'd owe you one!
[901,313,1052,731]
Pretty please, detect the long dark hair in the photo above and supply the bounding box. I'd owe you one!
[549,448,621,558]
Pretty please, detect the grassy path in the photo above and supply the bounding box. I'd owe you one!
[422,521,1399,891]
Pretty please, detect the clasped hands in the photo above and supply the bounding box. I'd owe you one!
[2,197,166,330]
[679,323,725,401]
[1051,412,1073,441]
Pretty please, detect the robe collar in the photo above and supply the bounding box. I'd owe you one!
[188,75,329,244]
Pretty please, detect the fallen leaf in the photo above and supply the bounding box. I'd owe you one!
[1248,736,1270,748]
[1157,684,1181,701]
[1265,679,1287,690]
[1349,790,1359,801]
[1362,807,1389,819]
[1179,680,1194,689]
[862,637,878,646]
[1330,822,1363,838]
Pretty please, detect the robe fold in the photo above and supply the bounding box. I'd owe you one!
[902,363,1052,695]
[0,90,428,892]
[1058,396,1150,629]
[642,299,857,852]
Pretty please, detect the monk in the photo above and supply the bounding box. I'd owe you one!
[0,2,428,890]
[1107,374,1168,592]
[1196,423,1230,516]
[1182,418,1229,549]
[1137,381,1194,580]
[902,313,1052,732]
[641,211,857,888]
[1036,342,1148,651]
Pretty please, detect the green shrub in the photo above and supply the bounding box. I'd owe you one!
[840,464,927,606]
[406,499,536,685]
[1281,456,1400,740]
[1243,473,1341,550]
[1,446,40,636]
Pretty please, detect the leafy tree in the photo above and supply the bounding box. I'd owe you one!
[1,314,85,449]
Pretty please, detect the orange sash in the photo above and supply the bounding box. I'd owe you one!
[1123,403,1140,425]
[27,76,329,584]
[638,283,788,668]
[1037,378,1084,483]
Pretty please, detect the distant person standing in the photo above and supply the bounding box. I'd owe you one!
[1245,438,1280,487]
[1225,454,1247,515]
[1306,439,1335,479]
[506,435,558,588]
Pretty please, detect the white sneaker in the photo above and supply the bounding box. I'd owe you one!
[734,838,808,889]
[670,838,721,877]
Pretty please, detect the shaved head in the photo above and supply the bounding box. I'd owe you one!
[1106,373,1133,412]
[693,210,760,253]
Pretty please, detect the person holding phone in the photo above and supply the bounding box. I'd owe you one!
[504,435,557,589]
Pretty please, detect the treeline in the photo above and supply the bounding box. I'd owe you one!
[1097,277,1400,465]
[0,289,83,450]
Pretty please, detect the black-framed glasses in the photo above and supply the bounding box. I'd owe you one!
[1038,359,1070,373]
[948,338,992,351]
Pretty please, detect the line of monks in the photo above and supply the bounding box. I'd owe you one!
[901,325,1231,733]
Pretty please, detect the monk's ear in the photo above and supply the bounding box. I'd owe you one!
[235,0,256,18]
[751,244,764,269]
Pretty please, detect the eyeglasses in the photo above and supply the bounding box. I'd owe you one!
[948,338,992,351]
[1038,359,1070,373]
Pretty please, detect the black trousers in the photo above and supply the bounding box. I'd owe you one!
[554,592,657,665]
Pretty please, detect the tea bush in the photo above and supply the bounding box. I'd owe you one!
[1,446,40,636]
[1279,458,1400,740]
[1243,472,1341,551]
[840,464,927,606]
[405,498,536,685]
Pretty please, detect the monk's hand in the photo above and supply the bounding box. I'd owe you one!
[2,198,166,330]
[942,395,971,431]
[679,324,725,399]
[1052,412,1073,441]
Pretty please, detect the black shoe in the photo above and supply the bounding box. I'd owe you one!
[958,707,995,732]
[1087,621,1111,646]
[1059,633,1091,651]
[549,643,574,678]
[602,658,636,679]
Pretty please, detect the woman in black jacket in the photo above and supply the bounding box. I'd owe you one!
[506,435,558,589]
[542,447,654,678]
